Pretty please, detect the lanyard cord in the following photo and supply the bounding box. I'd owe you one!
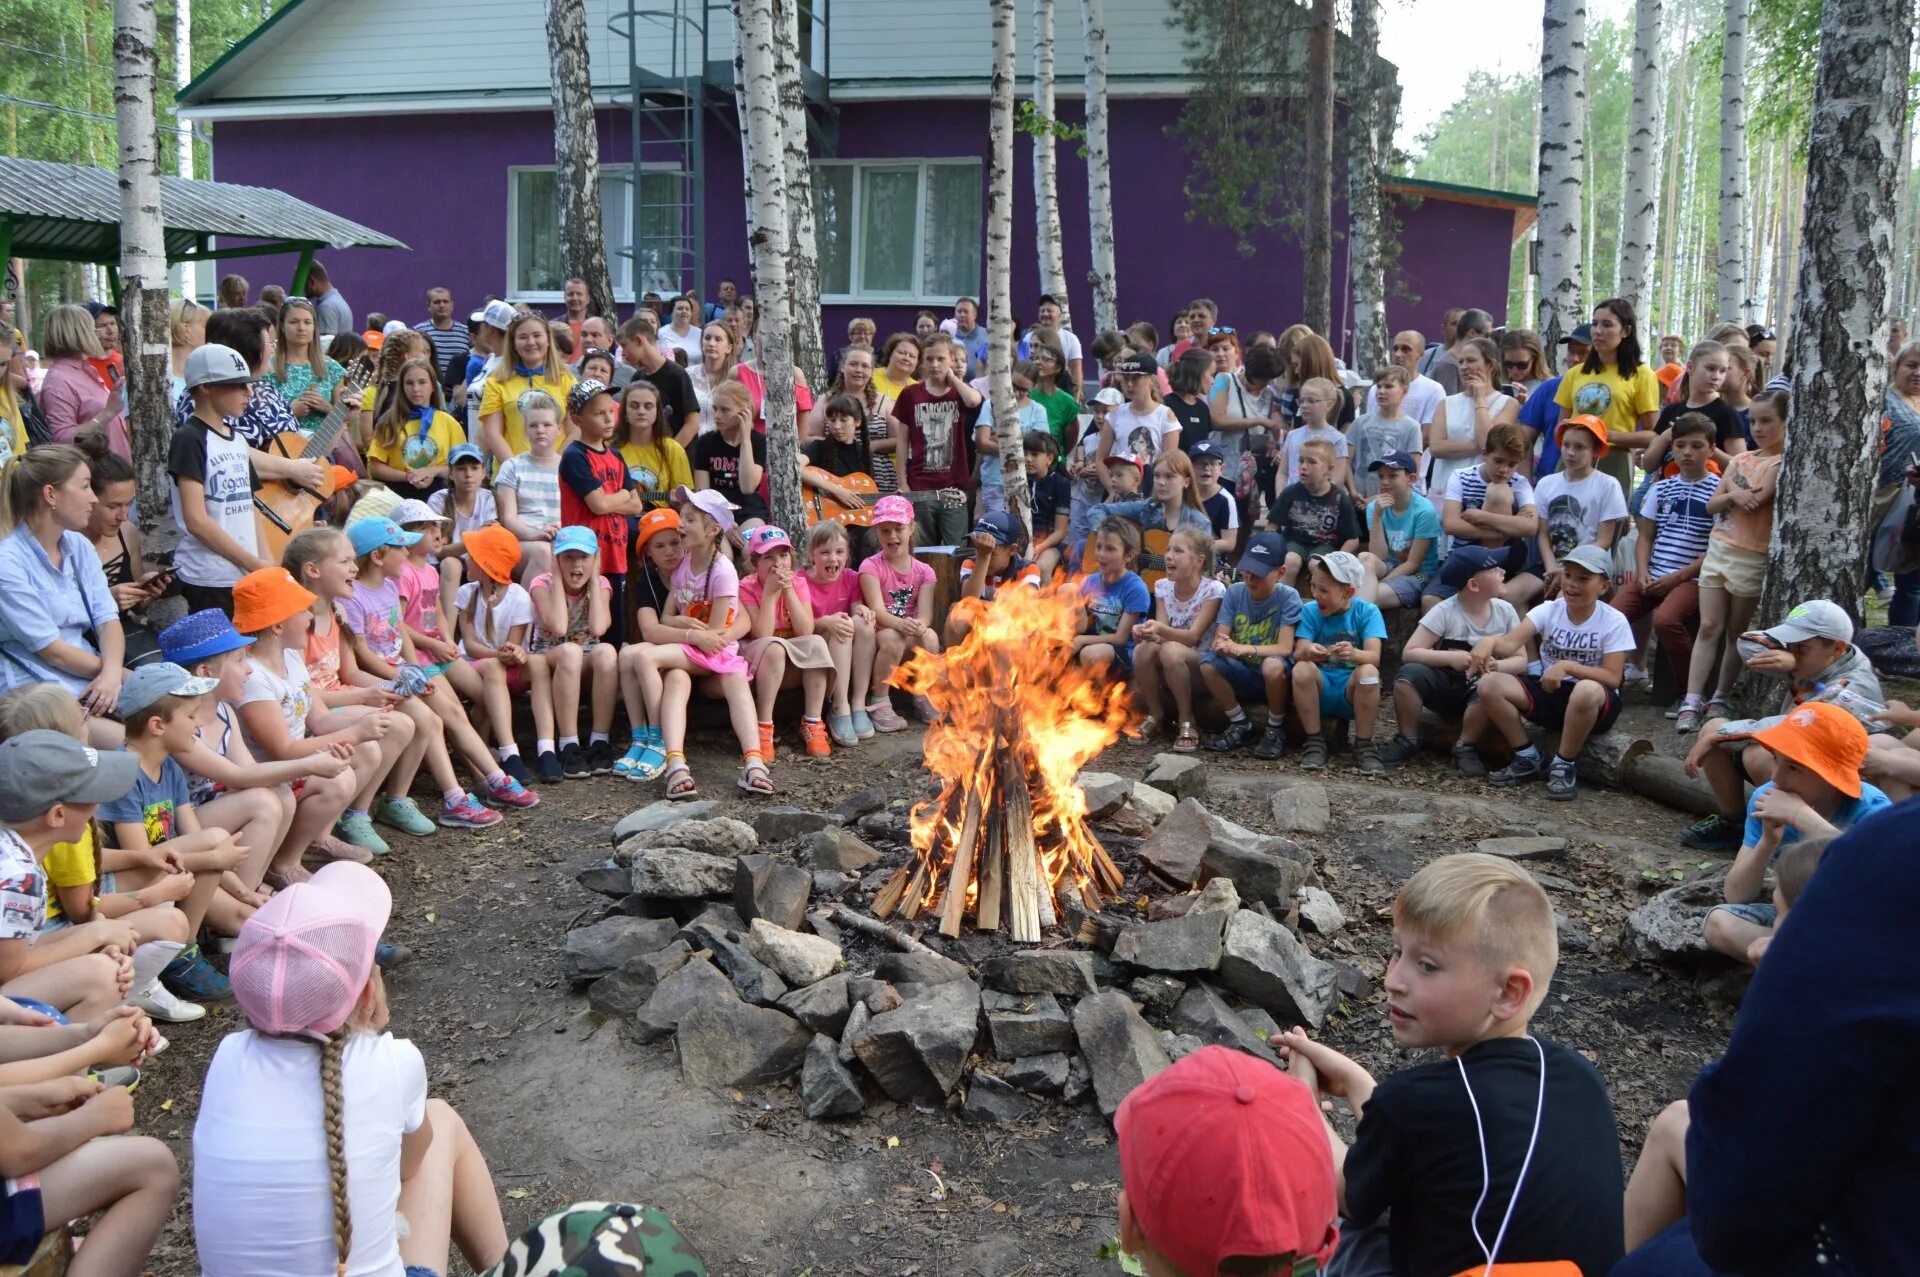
[1458,1035,1548,1276]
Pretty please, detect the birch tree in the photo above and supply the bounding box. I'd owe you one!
[1759,0,1915,630]
[989,0,1029,532]
[1717,0,1750,322]
[732,0,805,536]
[1081,0,1118,334]
[1535,0,1587,348]
[546,0,617,321]
[172,0,193,295]
[1617,0,1663,311]
[115,0,174,549]
[1032,0,1070,328]
[775,0,825,390]
[1301,0,1335,337]
[1345,0,1390,378]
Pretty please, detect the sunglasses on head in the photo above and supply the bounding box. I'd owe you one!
[1753,327,1778,340]
[1210,326,1236,335]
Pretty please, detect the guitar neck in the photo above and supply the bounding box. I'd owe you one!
[297,363,374,460]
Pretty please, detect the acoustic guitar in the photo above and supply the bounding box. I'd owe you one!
[802,467,880,527]
[252,356,375,561]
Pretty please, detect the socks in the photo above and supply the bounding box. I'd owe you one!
[589,731,609,746]
[1555,754,1577,766]
[483,769,505,786]
[1226,706,1248,724]
[344,807,366,820]
[742,750,764,766]
[536,739,555,756]
[559,735,580,750]
[1514,744,1542,762]
[1681,693,1703,707]
[804,716,822,724]
[496,744,519,761]
[442,788,465,805]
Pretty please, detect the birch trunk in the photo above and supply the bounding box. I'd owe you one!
[1080,0,1118,335]
[989,0,1029,533]
[172,0,192,296]
[1716,0,1750,322]
[1346,0,1389,377]
[115,0,175,553]
[732,0,805,538]
[1302,0,1335,336]
[1032,0,1070,330]
[546,0,617,320]
[1760,0,1915,631]
[1618,0,1663,311]
[1658,0,1693,334]
[1535,0,1587,348]
[775,0,825,390]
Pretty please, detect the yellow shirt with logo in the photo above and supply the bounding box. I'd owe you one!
[367,408,467,474]
[479,369,577,462]
[1555,361,1662,489]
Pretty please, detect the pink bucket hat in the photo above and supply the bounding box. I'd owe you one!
[670,484,738,532]
[229,862,391,1038]
[869,494,914,526]
[745,525,793,557]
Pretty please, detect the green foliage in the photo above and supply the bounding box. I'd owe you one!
[1748,0,1818,145]
[1098,1239,1147,1274]
[1016,99,1088,158]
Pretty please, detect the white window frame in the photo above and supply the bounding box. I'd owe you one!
[814,157,983,305]
[505,162,685,304]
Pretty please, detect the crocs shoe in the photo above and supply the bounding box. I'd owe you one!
[828,713,860,747]
[852,708,876,739]
[484,773,540,809]
[868,701,910,733]
[801,719,832,759]
[374,796,436,838]
[160,945,231,1002]
[334,811,390,857]
[439,791,503,828]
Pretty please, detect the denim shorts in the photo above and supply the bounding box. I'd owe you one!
[1710,901,1777,928]
[1202,653,1269,703]
[405,1266,443,1277]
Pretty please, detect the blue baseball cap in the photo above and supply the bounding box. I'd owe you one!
[970,511,1021,546]
[1367,449,1419,475]
[553,526,598,557]
[1236,532,1287,577]
[1188,441,1225,464]
[1438,544,1506,589]
[347,517,422,557]
[158,608,256,667]
[448,443,486,466]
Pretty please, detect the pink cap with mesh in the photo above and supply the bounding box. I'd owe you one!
[230,862,391,1037]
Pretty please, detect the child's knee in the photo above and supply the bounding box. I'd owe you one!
[589,642,618,674]
[1571,680,1605,706]
[147,907,191,944]
[1648,1098,1691,1155]
[553,643,584,674]
[1290,660,1321,690]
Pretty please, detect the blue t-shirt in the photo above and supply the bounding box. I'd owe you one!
[1743,780,1892,852]
[100,754,192,847]
[1297,597,1389,669]
[1029,469,1071,534]
[1080,570,1151,649]
[1213,581,1304,666]
[1520,377,1565,474]
[1375,493,1443,578]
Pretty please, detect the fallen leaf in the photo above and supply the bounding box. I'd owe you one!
[506,1188,531,1199]
[426,911,438,922]
[159,1099,173,1111]
[885,1135,900,1148]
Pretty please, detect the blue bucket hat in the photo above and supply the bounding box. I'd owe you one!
[158,609,256,667]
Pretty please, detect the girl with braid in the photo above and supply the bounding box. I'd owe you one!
[191,862,508,1277]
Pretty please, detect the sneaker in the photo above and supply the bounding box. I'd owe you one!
[852,708,876,739]
[1625,663,1650,686]
[160,945,231,1002]
[374,796,436,837]
[334,811,390,857]
[561,742,590,779]
[131,980,207,1023]
[587,740,614,775]
[1452,742,1488,777]
[1380,735,1423,765]
[1703,695,1729,721]
[828,713,860,747]
[868,701,910,733]
[1546,756,1579,800]
[1354,740,1385,775]
[535,749,565,784]
[1680,812,1744,851]
[1489,750,1547,786]
[440,791,504,828]
[484,773,540,809]
[1675,703,1702,734]
[1205,718,1257,752]
[801,719,832,758]
[758,722,777,762]
[1298,733,1329,770]
[500,752,533,786]
[1664,698,1686,719]
[375,940,410,969]
[912,693,938,723]
[1253,723,1288,759]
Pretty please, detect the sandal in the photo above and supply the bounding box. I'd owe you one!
[1174,721,1200,752]
[1137,715,1163,739]
[664,761,700,800]
[737,758,775,794]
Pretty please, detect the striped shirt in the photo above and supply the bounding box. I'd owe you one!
[1441,465,1534,552]
[494,453,564,528]
[1638,472,1721,577]
[414,321,472,380]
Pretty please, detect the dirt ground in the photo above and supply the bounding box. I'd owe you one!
[137,693,1736,1276]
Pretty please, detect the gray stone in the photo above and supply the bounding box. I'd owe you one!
[1199,836,1312,911]
[1171,982,1280,1063]
[1112,878,1239,973]
[613,799,716,842]
[855,811,897,837]
[1127,974,1188,1016]
[984,991,1076,1059]
[806,910,845,946]
[1070,990,1171,1116]
[827,787,890,823]
[612,894,681,919]
[576,860,632,898]
[1063,1053,1095,1106]
[1217,910,1339,1029]
[778,972,854,1037]
[874,951,972,987]
[852,979,982,1104]
[1623,882,1722,965]
[812,870,860,899]
[627,957,737,1043]
[962,1072,1037,1124]
[1077,771,1133,819]
[1556,914,1595,954]
[848,976,903,1014]
[562,916,678,984]
[747,918,843,986]
[1238,1006,1284,1041]
[749,806,835,843]
[837,1000,871,1064]
[1269,784,1331,834]
[627,849,737,900]
[980,950,1098,997]
[804,827,881,872]
[680,922,789,1006]
[616,817,759,862]
[801,1034,865,1118]
[1004,1052,1071,1096]
[1137,798,1213,886]
[1129,782,1176,823]
[1144,753,1208,800]
[675,1000,812,1088]
[1476,835,1570,861]
[1297,887,1346,935]
[1330,960,1375,1001]
[1158,1030,1208,1061]
[678,903,746,939]
[586,940,693,1017]
[734,854,811,932]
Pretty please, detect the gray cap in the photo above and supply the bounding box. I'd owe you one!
[1310,550,1366,588]
[117,662,219,718]
[1559,544,1615,578]
[183,343,257,390]
[0,730,139,822]
[1762,599,1853,644]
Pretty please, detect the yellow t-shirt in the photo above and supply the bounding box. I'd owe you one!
[619,437,693,506]
[1555,361,1662,489]
[871,368,918,406]
[0,381,22,464]
[367,408,467,474]
[480,369,578,462]
[43,825,98,921]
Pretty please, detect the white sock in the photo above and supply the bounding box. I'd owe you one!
[590,731,609,745]
[496,744,519,761]
[559,735,580,750]
[536,738,555,755]
[1226,706,1248,723]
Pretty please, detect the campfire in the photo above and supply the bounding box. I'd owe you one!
[873,582,1132,942]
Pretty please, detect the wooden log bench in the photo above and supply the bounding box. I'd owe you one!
[0,1228,71,1277]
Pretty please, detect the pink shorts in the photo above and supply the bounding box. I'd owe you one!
[682,641,749,676]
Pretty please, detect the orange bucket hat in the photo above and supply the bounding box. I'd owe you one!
[1556,413,1611,458]
[328,465,359,496]
[635,507,680,558]
[1751,701,1869,799]
[232,567,319,635]
[465,523,522,585]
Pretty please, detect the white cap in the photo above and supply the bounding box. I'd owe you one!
[470,300,517,330]
[183,343,256,390]
[1309,550,1365,588]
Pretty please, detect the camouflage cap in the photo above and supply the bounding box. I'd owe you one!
[482,1202,707,1277]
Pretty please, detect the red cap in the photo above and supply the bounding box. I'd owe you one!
[1116,1046,1340,1275]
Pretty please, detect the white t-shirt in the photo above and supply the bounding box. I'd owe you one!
[1424,389,1514,499]
[659,324,702,363]
[1108,402,1182,466]
[427,487,498,544]
[239,648,314,747]
[1280,423,1352,487]
[170,419,260,588]
[1526,598,1636,671]
[1153,575,1227,630]
[194,1030,428,1277]
[456,580,534,652]
[1533,469,1629,561]
[1417,594,1521,646]
[1365,373,1446,426]
[1028,326,1083,367]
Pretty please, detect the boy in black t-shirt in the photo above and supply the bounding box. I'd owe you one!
[1023,430,1071,578]
[1278,854,1625,1277]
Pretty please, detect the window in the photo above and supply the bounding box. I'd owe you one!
[507,164,687,303]
[812,159,982,304]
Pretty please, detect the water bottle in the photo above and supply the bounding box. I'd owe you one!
[1814,680,1887,724]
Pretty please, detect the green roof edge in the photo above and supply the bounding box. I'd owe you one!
[178,0,313,105]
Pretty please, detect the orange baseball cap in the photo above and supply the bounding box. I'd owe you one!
[464,523,522,585]
[232,567,319,635]
[328,465,359,496]
[635,507,680,558]
[1556,413,1611,458]
[1751,701,1868,799]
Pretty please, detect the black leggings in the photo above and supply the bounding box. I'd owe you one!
[179,581,236,617]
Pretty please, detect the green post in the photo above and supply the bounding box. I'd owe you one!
[290,248,315,297]
[106,265,122,307]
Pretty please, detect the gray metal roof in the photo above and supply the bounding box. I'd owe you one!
[0,156,406,263]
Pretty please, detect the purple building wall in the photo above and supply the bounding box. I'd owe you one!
[209,98,1517,361]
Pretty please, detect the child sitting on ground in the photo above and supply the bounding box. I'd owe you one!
[492,391,565,580]
[1290,550,1388,773]
[1271,438,1359,587]
[560,380,645,642]
[1436,421,1540,607]
[740,526,837,761]
[1456,543,1635,800]
[1704,704,1885,965]
[802,521,877,748]
[1074,518,1151,677]
[1024,430,1072,577]
[1357,449,1441,611]
[1200,533,1301,758]
[1615,412,1719,699]
[613,508,685,780]
[1278,853,1626,1277]
[860,494,941,730]
[946,511,1044,647]
[454,525,548,806]
[1530,415,1627,601]
[1131,527,1226,753]
[1380,546,1525,769]
[527,526,619,782]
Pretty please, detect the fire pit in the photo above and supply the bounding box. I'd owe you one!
[872,583,1132,941]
